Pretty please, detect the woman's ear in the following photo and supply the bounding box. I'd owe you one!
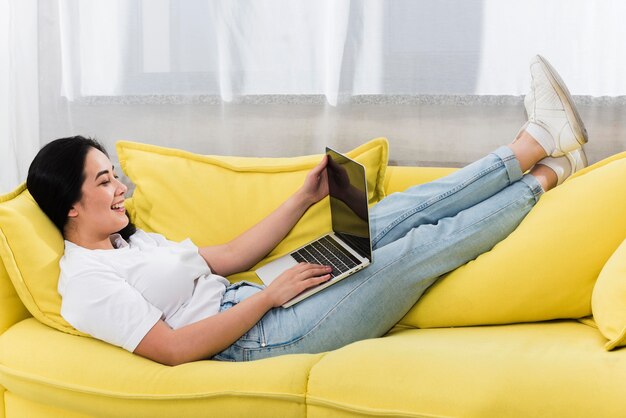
[68,207,78,218]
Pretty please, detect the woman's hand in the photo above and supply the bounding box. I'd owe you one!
[199,156,330,278]
[264,263,333,307]
[298,155,329,207]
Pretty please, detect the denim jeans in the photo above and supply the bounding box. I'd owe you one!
[214,146,544,362]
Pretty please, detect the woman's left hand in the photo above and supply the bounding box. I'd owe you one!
[299,155,329,206]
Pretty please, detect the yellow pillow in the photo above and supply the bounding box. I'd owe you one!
[592,238,626,350]
[117,138,388,283]
[400,153,626,328]
[0,184,87,336]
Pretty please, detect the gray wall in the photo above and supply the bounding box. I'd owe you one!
[42,95,626,170]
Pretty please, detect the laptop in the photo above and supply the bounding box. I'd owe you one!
[256,147,373,308]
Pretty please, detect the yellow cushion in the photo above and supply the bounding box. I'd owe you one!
[0,256,30,335]
[401,152,626,328]
[117,138,389,283]
[592,238,626,350]
[307,321,626,417]
[0,184,86,336]
[383,165,457,194]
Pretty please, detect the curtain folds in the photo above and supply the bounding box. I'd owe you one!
[2,0,626,194]
[1,0,39,194]
[56,0,626,102]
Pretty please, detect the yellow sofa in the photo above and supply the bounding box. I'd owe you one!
[2,140,626,417]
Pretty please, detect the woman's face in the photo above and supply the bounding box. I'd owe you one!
[67,148,129,244]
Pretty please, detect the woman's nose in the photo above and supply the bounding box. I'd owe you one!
[116,178,128,195]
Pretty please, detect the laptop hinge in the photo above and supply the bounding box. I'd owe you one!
[335,231,371,261]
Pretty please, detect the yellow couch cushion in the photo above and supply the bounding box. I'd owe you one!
[0,256,30,335]
[383,165,457,194]
[307,321,626,417]
[117,138,388,283]
[0,318,320,417]
[592,237,626,350]
[400,152,626,328]
[0,185,86,337]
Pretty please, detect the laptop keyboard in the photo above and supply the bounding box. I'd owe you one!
[291,235,361,278]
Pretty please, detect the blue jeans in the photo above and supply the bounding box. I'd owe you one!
[214,146,544,362]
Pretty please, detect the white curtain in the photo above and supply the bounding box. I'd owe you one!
[0,0,39,193]
[3,0,626,194]
[58,0,385,104]
[57,0,626,101]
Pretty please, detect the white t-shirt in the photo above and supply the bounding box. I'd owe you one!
[58,230,230,352]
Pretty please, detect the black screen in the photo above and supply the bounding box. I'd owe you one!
[326,148,372,261]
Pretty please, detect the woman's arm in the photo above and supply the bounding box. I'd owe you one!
[199,156,329,277]
[134,262,332,365]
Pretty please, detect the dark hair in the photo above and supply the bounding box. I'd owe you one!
[27,136,136,240]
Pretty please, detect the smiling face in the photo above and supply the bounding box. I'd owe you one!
[65,147,129,249]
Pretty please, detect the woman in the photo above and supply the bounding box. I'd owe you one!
[27,56,588,365]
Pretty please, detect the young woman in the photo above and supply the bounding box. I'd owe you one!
[27,56,588,365]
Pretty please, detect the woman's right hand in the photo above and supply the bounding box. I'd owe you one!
[264,263,333,307]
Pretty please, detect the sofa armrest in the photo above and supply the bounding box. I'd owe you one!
[383,166,457,195]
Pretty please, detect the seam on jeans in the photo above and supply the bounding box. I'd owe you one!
[212,354,235,362]
[244,185,536,357]
[373,156,507,246]
[531,183,544,201]
[241,321,267,361]
[501,153,519,184]
[521,176,544,203]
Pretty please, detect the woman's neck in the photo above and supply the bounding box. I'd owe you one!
[64,229,115,250]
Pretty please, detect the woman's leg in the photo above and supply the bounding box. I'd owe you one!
[371,53,589,250]
[216,174,543,361]
[371,132,546,249]
[213,55,589,362]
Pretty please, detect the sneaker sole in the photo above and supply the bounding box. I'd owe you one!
[534,55,588,146]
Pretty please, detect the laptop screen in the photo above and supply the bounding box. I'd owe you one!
[326,148,372,261]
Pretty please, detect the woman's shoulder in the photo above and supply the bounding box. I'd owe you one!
[130,229,195,250]
[58,242,122,295]
[127,229,165,249]
[60,239,123,276]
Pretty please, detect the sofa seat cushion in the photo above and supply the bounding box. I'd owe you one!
[0,319,320,418]
[307,321,626,418]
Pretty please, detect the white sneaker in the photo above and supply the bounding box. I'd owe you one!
[524,55,588,157]
[537,147,588,186]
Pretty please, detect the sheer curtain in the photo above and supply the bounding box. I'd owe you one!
[57,0,386,104]
[56,0,626,100]
[0,0,39,194]
[3,0,626,194]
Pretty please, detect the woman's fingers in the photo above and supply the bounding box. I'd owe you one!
[267,263,333,307]
[313,155,328,173]
[295,265,332,291]
[291,263,332,286]
[293,262,332,278]
[306,156,328,180]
